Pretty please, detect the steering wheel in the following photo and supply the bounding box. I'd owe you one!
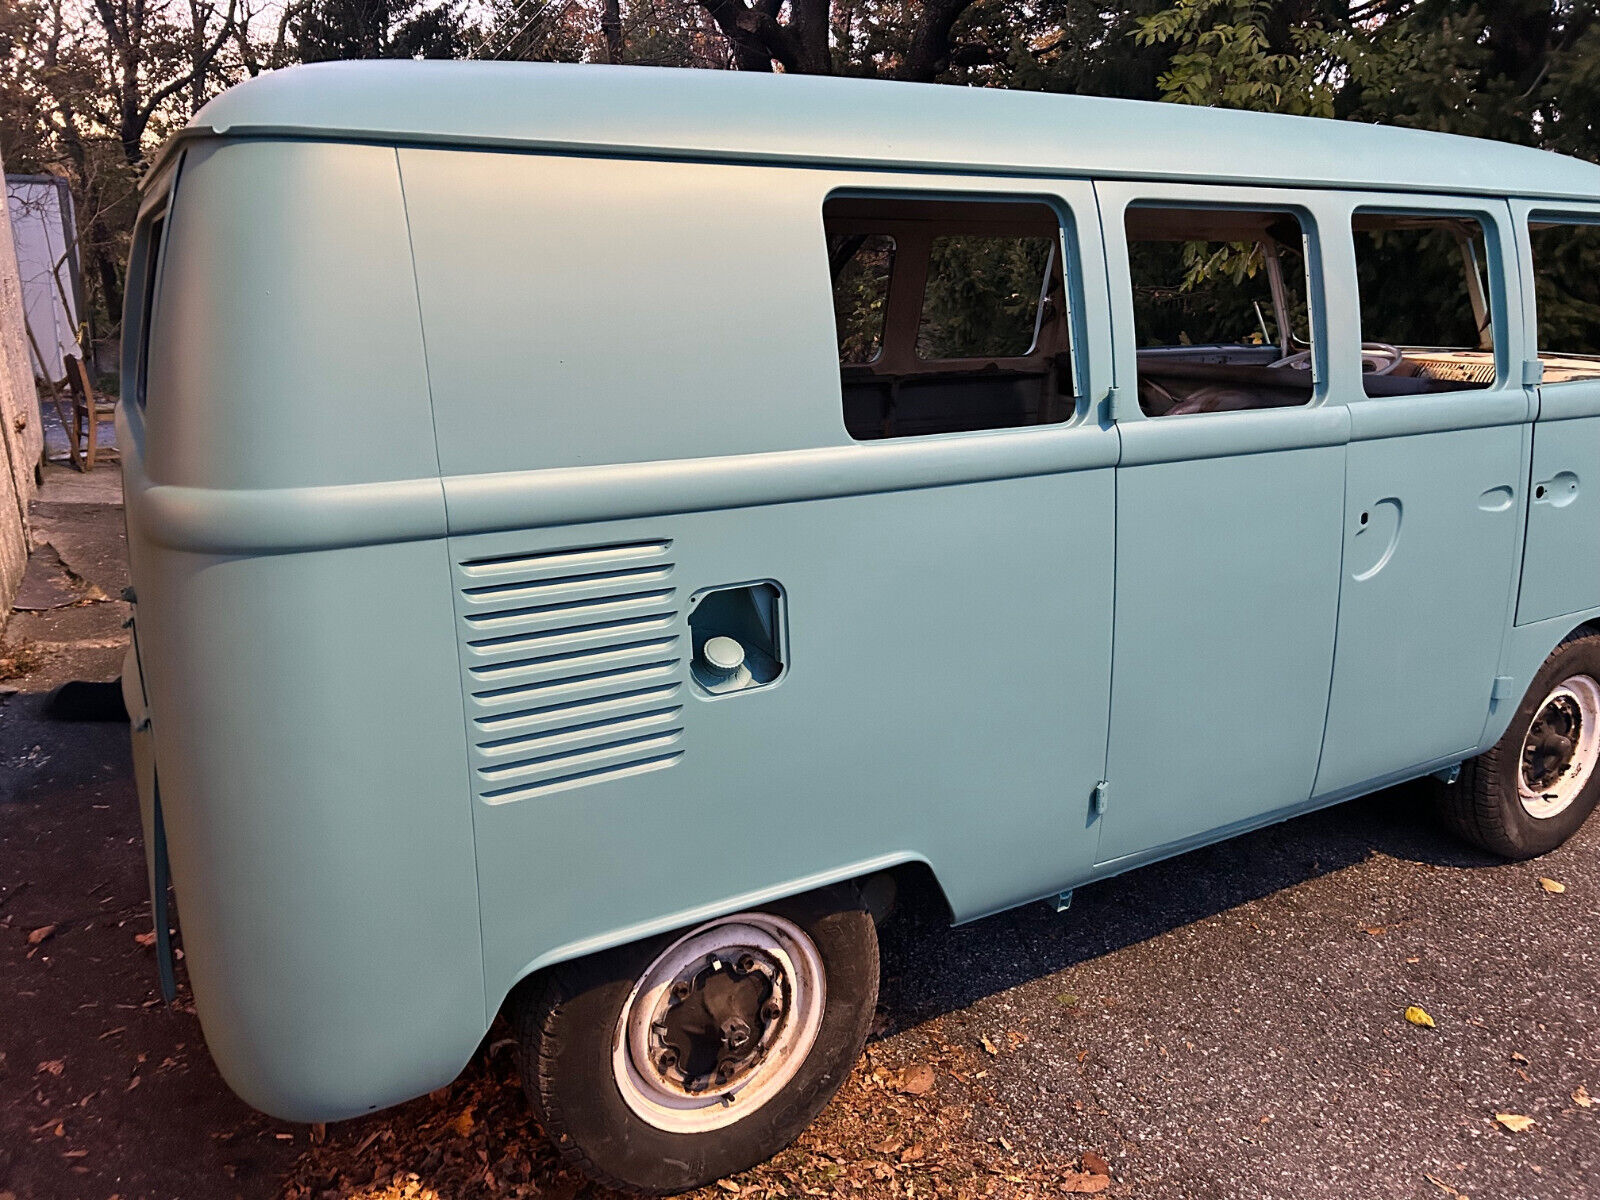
[1271,342,1404,375]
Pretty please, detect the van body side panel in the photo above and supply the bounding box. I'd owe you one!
[1099,439,1346,863]
[144,139,445,490]
[400,148,1120,1003]
[1511,198,1600,628]
[446,478,1116,1006]
[1096,182,1348,867]
[396,149,845,476]
[1518,396,1600,625]
[121,138,486,1119]
[1313,195,1529,795]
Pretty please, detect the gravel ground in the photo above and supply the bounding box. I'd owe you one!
[2,461,1597,1200]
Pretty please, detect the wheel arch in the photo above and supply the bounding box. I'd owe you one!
[491,851,953,1020]
[1485,613,1600,749]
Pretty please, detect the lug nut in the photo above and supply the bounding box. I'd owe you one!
[670,981,691,1001]
[761,999,782,1022]
[736,954,757,973]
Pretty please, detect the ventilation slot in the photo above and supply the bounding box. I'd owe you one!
[455,538,684,803]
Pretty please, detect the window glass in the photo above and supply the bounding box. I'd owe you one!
[1125,206,1314,417]
[823,196,1075,441]
[830,234,895,364]
[1528,219,1600,384]
[135,213,166,409]
[917,235,1055,360]
[1353,213,1496,395]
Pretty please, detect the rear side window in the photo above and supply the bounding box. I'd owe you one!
[134,212,167,409]
[824,196,1075,441]
[1353,212,1496,395]
[1124,205,1315,418]
[1528,219,1600,384]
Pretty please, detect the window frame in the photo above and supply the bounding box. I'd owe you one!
[1519,204,1600,392]
[1103,184,1329,425]
[125,156,182,411]
[822,188,1090,442]
[1344,199,1519,399]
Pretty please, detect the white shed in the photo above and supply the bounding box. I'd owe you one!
[5,174,81,380]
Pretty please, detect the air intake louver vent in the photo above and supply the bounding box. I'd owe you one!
[454,539,684,803]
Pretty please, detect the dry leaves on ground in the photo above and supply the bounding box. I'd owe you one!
[281,1019,1102,1200]
[1538,877,1566,894]
[1574,1085,1592,1109]
[1494,1113,1535,1133]
[1404,1006,1436,1029]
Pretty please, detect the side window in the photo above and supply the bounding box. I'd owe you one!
[1528,219,1600,384]
[1125,206,1315,418]
[1353,212,1496,396]
[134,212,168,409]
[824,196,1075,441]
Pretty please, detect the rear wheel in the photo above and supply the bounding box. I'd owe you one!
[513,885,878,1195]
[1434,630,1600,858]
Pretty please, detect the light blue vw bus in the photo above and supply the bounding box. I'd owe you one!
[119,61,1600,1193]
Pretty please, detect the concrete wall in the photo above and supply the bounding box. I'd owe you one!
[0,147,43,618]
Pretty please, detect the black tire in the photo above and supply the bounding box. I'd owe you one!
[513,885,878,1195]
[1433,628,1600,859]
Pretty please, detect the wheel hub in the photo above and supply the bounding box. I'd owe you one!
[1517,674,1600,820]
[612,912,827,1134]
[654,954,783,1092]
[1523,694,1581,793]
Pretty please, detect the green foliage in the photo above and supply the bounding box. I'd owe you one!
[1530,223,1600,357]
[1136,0,1335,115]
[831,236,896,363]
[1355,223,1488,349]
[296,0,472,61]
[1130,235,1308,348]
[916,235,1053,360]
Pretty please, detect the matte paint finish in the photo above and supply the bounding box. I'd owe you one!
[1314,195,1530,796]
[119,62,1600,1124]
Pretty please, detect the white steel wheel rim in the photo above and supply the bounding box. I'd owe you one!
[1518,674,1600,820]
[611,912,826,1134]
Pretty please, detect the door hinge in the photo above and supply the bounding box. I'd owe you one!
[1106,386,1133,422]
[1092,780,1109,816]
[1053,889,1074,914]
[1522,359,1545,388]
[1492,675,1515,704]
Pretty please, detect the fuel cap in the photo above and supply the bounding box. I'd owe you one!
[703,636,746,675]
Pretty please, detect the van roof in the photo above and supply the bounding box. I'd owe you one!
[170,60,1600,202]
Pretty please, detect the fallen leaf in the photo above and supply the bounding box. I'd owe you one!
[1495,1113,1535,1133]
[1057,993,1080,1008]
[449,1107,476,1137]
[37,1060,64,1077]
[1080,1150,1111,1177]
[1539,877,1566,894]
[980,1036,1000,1057]
[27,925,56,946]
[899,1063,936,1096]
[716,1182,741,1194]
[899,1143,924,1164]
[1404,1006,1436,1029]
[1424,1172,1468,1199]
[1060,1171,1110,1194]
[1574,1085,1592,1109]
[1361,925,1386,937]
[134,931,157,948]
[1511,1051,1529,1064]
